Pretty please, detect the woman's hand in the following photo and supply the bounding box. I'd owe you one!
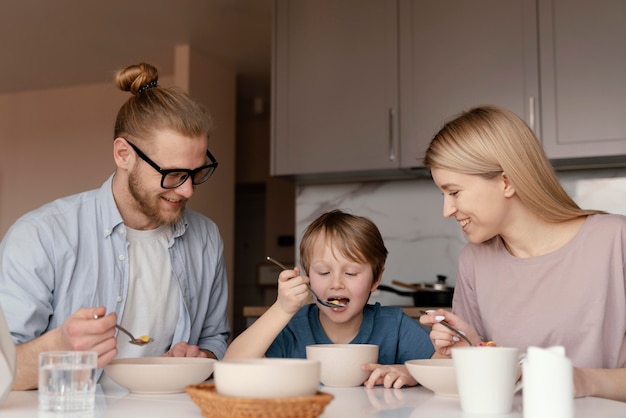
[362,363,417,389]
[276,266,309,315]
[572,367,626,401]
[419,309,480,356]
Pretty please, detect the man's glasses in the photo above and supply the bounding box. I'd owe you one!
[125,139,218,189]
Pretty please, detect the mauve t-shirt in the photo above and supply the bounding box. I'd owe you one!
[453,213,626,369]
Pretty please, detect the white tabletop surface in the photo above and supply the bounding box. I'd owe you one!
[2,381,626,417]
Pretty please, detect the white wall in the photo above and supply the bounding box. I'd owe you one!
[296,168,626,306]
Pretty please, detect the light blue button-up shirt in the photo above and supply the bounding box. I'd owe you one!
[0,175,230,359]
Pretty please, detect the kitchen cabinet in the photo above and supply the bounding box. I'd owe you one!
[272,0,626,180]
[537,0,626,162]
[273,0,537,178]
[272,0,399,177]
[399,0,538,168]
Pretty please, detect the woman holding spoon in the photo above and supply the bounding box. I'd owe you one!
[419,105,626,402]
[225,209,435,388]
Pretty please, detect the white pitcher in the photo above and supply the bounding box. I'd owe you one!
[523,346,573,418]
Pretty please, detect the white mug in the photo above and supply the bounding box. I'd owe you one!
[452,347,522,415]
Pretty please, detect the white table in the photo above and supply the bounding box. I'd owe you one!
[1,383,625,417]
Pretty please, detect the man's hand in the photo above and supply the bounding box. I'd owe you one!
[67,307,118,368]
[163,342,213,358]
[14,306,118,390]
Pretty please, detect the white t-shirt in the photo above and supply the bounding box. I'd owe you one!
[116,225,179,358]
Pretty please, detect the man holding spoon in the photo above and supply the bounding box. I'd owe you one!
[0,62,230,390]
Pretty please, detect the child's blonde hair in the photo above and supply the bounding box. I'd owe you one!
[300,210,388,282]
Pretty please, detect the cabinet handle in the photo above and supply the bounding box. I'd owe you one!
[529,96,535,132]
[388,108,396,161]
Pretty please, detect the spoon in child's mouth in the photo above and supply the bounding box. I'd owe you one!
[266,256,346,308]
[93,314,154,346]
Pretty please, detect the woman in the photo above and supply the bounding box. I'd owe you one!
[419,105,626,401]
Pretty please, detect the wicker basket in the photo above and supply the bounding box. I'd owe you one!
[185,383,334,418]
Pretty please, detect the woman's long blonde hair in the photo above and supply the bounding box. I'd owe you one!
[423,105,603,222]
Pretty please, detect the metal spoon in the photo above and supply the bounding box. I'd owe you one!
[115,324,154,346]
[419,310,473,346]
[93,314,153,346]
[266,256,346,308]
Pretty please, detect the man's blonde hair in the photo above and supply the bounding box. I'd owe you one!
[113,62,213,147]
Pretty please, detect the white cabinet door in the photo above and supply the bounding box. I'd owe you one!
[538,0,626,161]
[399,0,539,168]
[272,0,399,176]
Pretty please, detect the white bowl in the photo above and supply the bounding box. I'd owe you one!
[213,358,320,398]
[306,344,379,387]
[104,357,216,394]
[405,358,458,397]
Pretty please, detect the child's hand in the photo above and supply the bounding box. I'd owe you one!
[362,363,417,389]
[276,266,310,314]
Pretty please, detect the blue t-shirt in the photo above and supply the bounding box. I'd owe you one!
[265,302,434,363]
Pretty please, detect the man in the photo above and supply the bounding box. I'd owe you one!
[0,62,230,390]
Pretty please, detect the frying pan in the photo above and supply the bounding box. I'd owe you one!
[377,275,453,307]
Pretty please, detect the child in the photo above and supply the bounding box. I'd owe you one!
[224,209,435,388]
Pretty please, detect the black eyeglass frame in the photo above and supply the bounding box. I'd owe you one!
[125,139,219,189]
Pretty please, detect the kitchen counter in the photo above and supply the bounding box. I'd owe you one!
[3,381,625,417]
[243,306,448,321]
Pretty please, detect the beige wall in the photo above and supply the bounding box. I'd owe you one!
[0,82,128,234]
[236,98,296,264]
[0,46,236,328]
[175,45,236,329]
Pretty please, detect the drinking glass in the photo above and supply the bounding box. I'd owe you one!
[38,351,97,412]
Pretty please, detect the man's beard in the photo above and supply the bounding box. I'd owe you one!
[128,170,186,226]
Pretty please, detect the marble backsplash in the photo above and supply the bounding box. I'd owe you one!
[295,168,626,306]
